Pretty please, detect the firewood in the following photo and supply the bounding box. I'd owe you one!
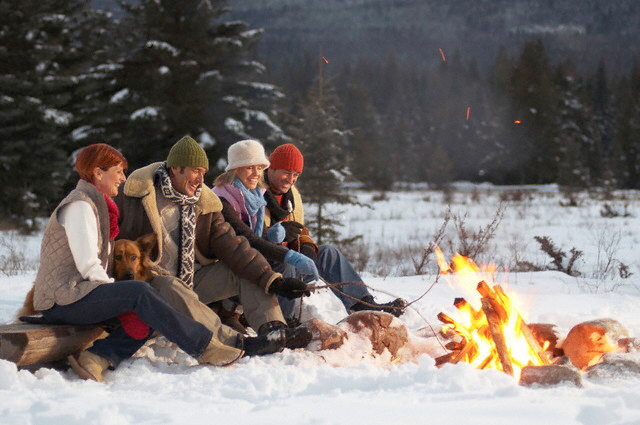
[481,297,514,376]
[445,340,466,351]
[437,312,456,326]
[493,285,552,365]
[476,281,495,298]
[435,351,459,367]
[453,297,483,321]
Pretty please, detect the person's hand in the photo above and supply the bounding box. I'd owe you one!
[268,277,311,299]
[284,250,320,281]
[281,221,304,243]
[266,222,286,243]
[300,243,318,261]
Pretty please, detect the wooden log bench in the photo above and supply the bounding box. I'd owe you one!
[0,323,106,367]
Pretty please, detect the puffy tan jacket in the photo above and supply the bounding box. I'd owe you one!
[115,162,279,292]
[33,180,112,310]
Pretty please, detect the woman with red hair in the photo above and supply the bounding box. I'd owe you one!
[33,143,243,382]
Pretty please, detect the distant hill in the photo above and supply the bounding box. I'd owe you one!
[90,0,639,73]
[228,0,639,73]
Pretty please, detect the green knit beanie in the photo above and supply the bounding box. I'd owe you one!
[166,136,209,170]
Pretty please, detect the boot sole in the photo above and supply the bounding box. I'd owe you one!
[67,355,101,382]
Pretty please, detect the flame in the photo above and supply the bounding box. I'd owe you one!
[435,249,549,379]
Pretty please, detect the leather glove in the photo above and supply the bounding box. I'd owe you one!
[282,221,304,244]
[266,222,286,243]
[300,243,318,261]
[284,250,320,281]
[268,277,311,299]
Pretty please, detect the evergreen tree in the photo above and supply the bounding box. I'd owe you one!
[108,0,288,173]
[611,63,640,188]
[508,40,559,183]
[288,65,351,245]
[0,0,112,230]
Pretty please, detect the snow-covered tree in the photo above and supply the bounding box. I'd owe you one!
[0,0,114,230]
[108,0,288,173]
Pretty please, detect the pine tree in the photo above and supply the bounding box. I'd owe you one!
[108,0,288,173]
[508,40,559,183]
[0,0,111,230]
[288,61,351,245]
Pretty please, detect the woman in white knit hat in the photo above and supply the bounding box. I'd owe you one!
[212,140,319,287]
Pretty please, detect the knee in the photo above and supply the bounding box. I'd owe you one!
[318,244,342,260]
[116,280,154,297]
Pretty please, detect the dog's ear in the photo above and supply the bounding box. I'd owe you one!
[136,233,158,258]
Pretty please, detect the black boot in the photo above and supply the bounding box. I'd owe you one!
[260,321,312,350]
[238,325,286,356]
[350,295,407,318]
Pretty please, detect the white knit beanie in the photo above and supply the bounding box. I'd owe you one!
[225,139,270,171]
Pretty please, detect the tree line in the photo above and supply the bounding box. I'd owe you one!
[1,0,639,232]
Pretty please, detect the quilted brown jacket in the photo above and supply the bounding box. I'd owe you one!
[115,162,279,292]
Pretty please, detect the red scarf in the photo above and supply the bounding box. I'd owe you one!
[103,194,120,240]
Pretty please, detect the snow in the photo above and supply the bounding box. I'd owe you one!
[2,186,640,424]
[42,108,73,126]
[198,131,215,148]
[145,40,179,57]
[110,89,130,104]
[130,106,160,120]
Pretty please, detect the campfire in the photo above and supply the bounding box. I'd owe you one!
[433,249,551,380]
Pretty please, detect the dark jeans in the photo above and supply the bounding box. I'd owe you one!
[42,281,212,366]
[276,244,371,318]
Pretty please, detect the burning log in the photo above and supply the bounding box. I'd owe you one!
[481,297,514,376]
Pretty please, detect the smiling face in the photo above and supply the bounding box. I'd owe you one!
[93,162,126,197]
[235,164,266,190]
[267,168,300,194]
[169,166,206,196]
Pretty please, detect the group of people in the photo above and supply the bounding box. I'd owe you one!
[32,136,406,382]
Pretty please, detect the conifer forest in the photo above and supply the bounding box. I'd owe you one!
[1,0,639,231]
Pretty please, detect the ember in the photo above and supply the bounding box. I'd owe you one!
[434,249,551,380]
[322,56,329,64]
[438,48,447,62]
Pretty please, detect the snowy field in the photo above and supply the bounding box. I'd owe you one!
[2,184,640,425]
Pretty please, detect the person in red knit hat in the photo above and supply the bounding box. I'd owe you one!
[263,144,407,324]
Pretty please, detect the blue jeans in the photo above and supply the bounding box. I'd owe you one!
[42,281,213,366]
[276,244,371,318]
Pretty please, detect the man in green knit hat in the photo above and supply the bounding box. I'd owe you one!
[116,136,312,359]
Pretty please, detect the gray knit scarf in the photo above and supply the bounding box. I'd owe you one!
[156,164,201,287]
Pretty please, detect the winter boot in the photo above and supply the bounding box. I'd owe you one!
[350,295,407,318]
[68,350,111,382]
[198,338,244,367]
[240,321,312,356]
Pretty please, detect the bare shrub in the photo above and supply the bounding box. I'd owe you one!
[338,236,370,273]
[590,227,633,283]
[499,190,529,203]
[559,187,581,207]
[411,208,451,274]
[600,203,632,218]
[533,236,583,276]
[447,203,505,261]
[371,191,389,202]
[0,233,36,276]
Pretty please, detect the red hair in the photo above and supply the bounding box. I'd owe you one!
[75,143,128,182]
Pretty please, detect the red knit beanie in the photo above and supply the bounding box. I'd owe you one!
[269,144,304,173]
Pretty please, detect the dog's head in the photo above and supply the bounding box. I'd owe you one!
[113,233,157,282]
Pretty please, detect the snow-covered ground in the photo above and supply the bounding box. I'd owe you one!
[2,185,640,425]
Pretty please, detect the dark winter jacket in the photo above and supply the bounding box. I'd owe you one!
[213,187,288,263]
[115,162,279,292]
